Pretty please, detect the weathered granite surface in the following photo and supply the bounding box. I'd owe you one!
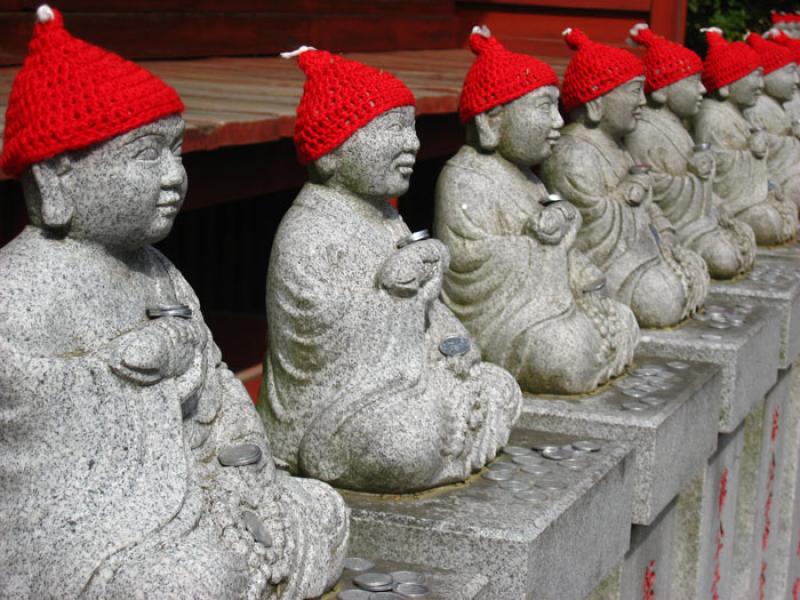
[343,428,634,600]
[516,356,721,525]
[0,116,348,599]
[637,298,781,432]
[709,255,800,368]
[434,86,638,395]
[625,73,756,279]
[261,106,521,493]
[744,62,800,213]
[542,76,710,328]
[693,70,798,246]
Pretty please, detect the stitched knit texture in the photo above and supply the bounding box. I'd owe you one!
[766,28,800,63]
[0,7,184,178]
[628,24,703,93]
[701,28,761,93]
[458,29,559,123]
[290,49,415,165]
[746,32,794,74]
[560,27,644,113]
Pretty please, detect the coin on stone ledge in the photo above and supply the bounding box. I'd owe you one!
[512,454,544,467]
[535,478,567,491]
[394,583,432,598]
[218,443,262,467]
[390,571,425,585]
[488,461,516,471]
[241,510,272,547]
[338,590,371,600]
[499,479,530,491]
[520,464,551,476]
[482,469,514,481]
[542,447,574,461]
[354,573,394,592]
[368,593,404,600]
[573,440,601,452]
[621,400,650,412]
[344,557,376,572]
[438,336,471,357]
[515,489,549,502]
[503,445,534,456]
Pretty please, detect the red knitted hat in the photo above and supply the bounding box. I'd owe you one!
[627,23,703,93]
[765,28,800,63]
[0,5,184,178]
[285,46,416,165]
[746,31,794,74]
[560,27,644,114]
[458,26,559,123]
[701,27,761,93]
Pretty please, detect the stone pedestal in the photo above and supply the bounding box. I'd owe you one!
[709,255,800,368]
[732,367,793,600]
[638,298,781,433]
[755,239,800,260]
[670,423,745,600]
[516,357,721,525]
[342,429,634,600]
[324,556,489,599]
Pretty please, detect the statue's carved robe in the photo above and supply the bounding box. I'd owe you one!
[694,97,797,245]
[433,146,637,395]
[0,229,347,600]
[262,183,520,493]
[542,123,708,328]
[626,106,755,278]
[745,93,800,212]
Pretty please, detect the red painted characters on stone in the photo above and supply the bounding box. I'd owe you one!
[642,560,656,600]
[711,467,729,600]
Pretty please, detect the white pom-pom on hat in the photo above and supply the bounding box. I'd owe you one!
[471,25,491,38]
[562,27,572,37]
[280,45,316,59]
[36,4,54,23]
[765,28,781,39]
[700,26,724,34]
[629,23,649,38]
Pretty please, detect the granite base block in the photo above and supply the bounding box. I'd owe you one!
[516,356,721,525]
[342,429,634,600]
[755,238,800,260]
[670,423,744,600]
[710,255,800,368]
[323,556,489,600]
[732,366,792,600]
[638,298,780,433]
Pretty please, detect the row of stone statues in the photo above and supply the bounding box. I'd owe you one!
[1,5,799,598]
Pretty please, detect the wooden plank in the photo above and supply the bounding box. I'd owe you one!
[456,0,649,10]
[650,0,687,43]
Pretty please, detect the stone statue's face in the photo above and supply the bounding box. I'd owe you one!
[727,68,764,108]
[330,106,419,200]
[763,63,799,103]
[60,116,187,250]
[497,86,563,166]
[662,73,706,119]
[599,76,645,138]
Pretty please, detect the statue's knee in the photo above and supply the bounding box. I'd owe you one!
[699,239,741,279]
[630,268,686,327]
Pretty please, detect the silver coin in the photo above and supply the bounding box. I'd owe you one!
[667,361,690,370]
[338,590,371,600]
[218,443,262,467]
[640,397,666,407]
[708,321,730,330]
[542,447,574,461]
[512,454,544,467]
[694,142,711,152]
[146,303,193,319]
[736,303,754,311]
[488,461,517,471]
[520,464,551,475]
[369,593,405,600]
[559,459,587,471]
[499,479,530,491]
[532,442,560,452]
[621,400,650,412]
[693,313,710,322]
[389,571,425,585]
[354,573,394,592]
[241,510,272,547]
[543,192,565,205]
[573,440,601,452]
[482,469,513,481]
[729,318,745,327]
[535,478,567,491]
[439,336,471,357]
[503,445,534,457]
[622,388,648,399]
[396,229,430,249]
[394,583,431,598]
[700,334,723,341]
[344,557,376,572]
[515,489,549,502]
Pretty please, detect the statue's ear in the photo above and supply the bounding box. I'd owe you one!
[650,88,668,105]
[31,156,73,229]
[717,85,730,100]
[474,106,503,151]
[312,151,338,182]
[585,97,604,124]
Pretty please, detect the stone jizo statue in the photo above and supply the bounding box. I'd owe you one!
[765,28,800,124]
[693,27,797,245]
[434,28,638,395]
[0,9,348,598]
[625,24,756,279]
[261,47,521,493]
[542,28,709,329]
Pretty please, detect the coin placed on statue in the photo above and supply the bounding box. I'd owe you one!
[218,443,262,467]
[488,461,516,471]
[641,397,666,407]
[667,361,690,370]
[535,478,567,491]
[146,303,193,319]
[482,469,513,481]
[354,573,394,592]
[542,447,573,461]
[621,401,649,412]
[344,557,376,572]
[572,440,601,452]
[512,454,544,467]
[503,446,534,457]
[515,489,549,502]
[241,510,272,547]
[389,571,425,585]
[394,583,432,598]
[520,464,551,476]
[439,336,471,357]
[499,479,530,492]
[396,229,430,249]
